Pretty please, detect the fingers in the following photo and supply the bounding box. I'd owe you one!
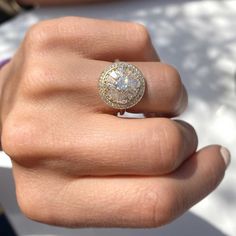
[152,145,229,225]
[68,117,198,176]
[25,17,159,62]
[13,145,229,227]
[3,113,197,176]
[81,60,187,115]
[128,62,187,115]
[20,17,186,116]
[26,57,187,116]
[70,117,198,176]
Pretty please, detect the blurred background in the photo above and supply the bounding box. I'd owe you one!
[0,0,235,235]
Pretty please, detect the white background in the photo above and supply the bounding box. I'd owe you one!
[0,0,235,235]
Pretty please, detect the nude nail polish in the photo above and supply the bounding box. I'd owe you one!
[220,146,231,168]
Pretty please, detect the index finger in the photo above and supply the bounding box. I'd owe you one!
[25,16,159,61]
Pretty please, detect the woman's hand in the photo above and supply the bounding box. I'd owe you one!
[0,17,229,227]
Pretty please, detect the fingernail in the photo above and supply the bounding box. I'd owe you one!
[220,146,231,168]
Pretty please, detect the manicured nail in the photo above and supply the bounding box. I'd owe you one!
[220,146,231,168]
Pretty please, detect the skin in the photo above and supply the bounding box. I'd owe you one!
[0,17,227,228]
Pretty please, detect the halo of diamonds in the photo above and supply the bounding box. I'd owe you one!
[98,62,146,110]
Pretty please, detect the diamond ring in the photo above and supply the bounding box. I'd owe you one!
[98,62,146,112]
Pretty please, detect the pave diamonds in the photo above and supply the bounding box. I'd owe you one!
[98,62,146,110]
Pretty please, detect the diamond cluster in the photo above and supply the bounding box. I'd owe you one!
[98,62,146,110]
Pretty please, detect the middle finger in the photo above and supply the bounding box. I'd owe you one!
[11,111,197,176]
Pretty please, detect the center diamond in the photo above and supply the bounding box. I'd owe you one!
[99,62,146,109]
[116,76,129,91]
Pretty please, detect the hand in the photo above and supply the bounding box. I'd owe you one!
[0,17,229,228]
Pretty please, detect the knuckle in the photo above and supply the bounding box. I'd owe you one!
[24,17,83,54]
[16,182,49,224]
[1,116,39,163]
[17,188,41,221]
[154,187,182,226]
[140,186,180,227]
[134,185,160,227]
[24,21,55,53]
[153,119,183,173]
[15,175,71,227]
[20,64,55,97]
[55,16,80,33]
[24,22,47,48]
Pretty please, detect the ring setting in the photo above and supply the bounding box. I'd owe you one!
[98,62,146,110]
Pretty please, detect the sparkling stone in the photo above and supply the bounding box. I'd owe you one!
[110,71,118,79]
[119,99,128,104]
[129,79,140,89]
[99,62,145,109]
[106,75,114,82]
[116,76,129,91]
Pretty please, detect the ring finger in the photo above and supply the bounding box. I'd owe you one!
[28,57,187,116]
